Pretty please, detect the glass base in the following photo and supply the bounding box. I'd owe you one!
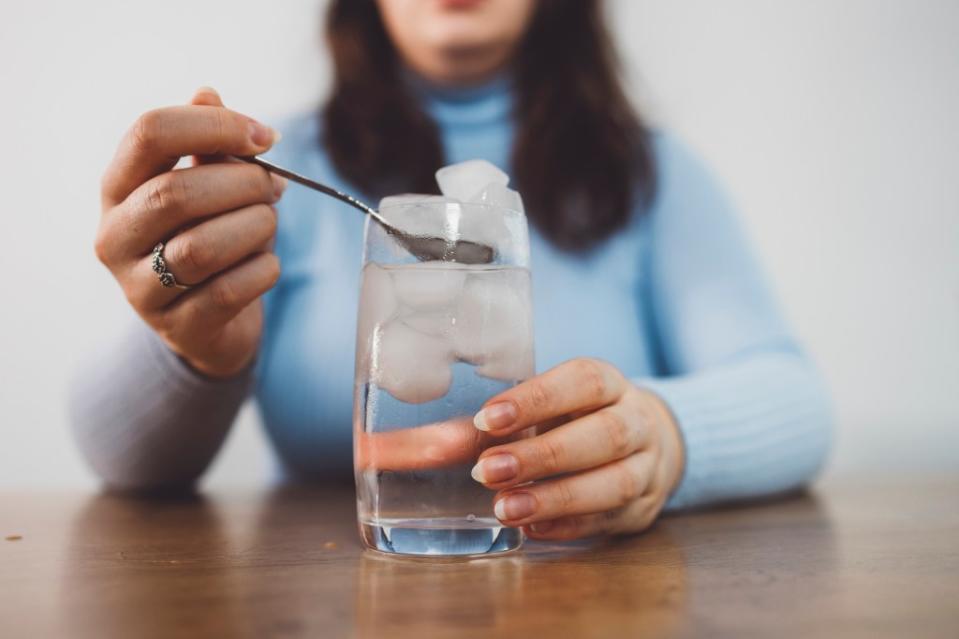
[360,517,523,557]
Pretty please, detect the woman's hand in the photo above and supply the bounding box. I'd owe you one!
[470,358,685,540]
[96,88,286,378]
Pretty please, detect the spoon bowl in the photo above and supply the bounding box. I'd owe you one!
[239,156,495,265]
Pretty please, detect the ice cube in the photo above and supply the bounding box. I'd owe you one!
[377,195,457,241]
[356,263,398,368]
[378,193,451,212]
[390,262,466,310]
[435,160,509,201]
[371,320,453,404]
[471,182,524,214]
[402,311,455,338]
[452,270,534,382]
[476,347,535,382]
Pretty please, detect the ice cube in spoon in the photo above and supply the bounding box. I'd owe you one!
[435,160,509,201]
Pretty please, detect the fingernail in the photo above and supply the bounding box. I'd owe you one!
[529,521,554,534]
[494,492,536,521]
[249,121,277,148]
[271,174,288,199]
[474,402,517,431]
[470,454,518,484]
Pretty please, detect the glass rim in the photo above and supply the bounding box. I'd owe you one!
[377,200,524,217]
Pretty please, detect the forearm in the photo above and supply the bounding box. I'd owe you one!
[69,319,252,493]
[639,348,834,511]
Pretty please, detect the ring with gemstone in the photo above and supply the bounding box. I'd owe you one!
[151,242,192,291]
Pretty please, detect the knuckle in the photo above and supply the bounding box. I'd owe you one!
[574,357,609,400]
[142,181,168,215]
[169,233,215,277]
[253,253,282,291]
[267,207,279,236]
[534,435,566,475]
[264,253,281,283]
[641,502,660,529]
[209,277,239,311]
[154,311,190,349]
[598,408,633,458]
[552,480,576,511]
[163,303,194,334]
[150,313,173,338]
[646,464,666,497]
[210,106,230,153]
[130,109,163,153]
[123,279,153,315]
[99,171,115,204]
[524,379,552,413]
[93,226,114,265]
[231,166,274,205]
[141,173,185,215]
[598,508,627,535]
[613,463,641,506]
[257,204,279,237]
[637,510,656,532]
[257,167,278,200]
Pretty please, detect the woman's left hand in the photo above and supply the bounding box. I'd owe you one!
[470,358,685,540]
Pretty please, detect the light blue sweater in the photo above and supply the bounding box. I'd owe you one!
[70,77,832,509]
[254,78,832,509]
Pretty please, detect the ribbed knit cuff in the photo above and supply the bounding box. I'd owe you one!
[635,353,833,511]
[638,375,717,510]
[136,319,255,398]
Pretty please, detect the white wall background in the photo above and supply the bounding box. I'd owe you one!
[1,0,956,489]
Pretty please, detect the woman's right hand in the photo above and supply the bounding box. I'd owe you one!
[96,88,286,378]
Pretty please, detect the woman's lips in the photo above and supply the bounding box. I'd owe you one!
[438,0,486,10]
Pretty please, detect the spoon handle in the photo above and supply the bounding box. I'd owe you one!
[238,156,379,218]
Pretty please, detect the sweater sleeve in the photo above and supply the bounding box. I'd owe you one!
[69,317,252,492]
[637,134,833,510]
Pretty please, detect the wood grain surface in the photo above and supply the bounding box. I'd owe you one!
[2,476,957,638]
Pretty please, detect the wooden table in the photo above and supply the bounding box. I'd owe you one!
[2,476,957,638]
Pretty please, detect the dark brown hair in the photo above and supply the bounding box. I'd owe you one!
[323,0,656,252]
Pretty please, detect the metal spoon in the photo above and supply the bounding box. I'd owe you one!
[238,156,494,265]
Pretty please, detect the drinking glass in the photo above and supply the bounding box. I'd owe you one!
[353,198,533,556]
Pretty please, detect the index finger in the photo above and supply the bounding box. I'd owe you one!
[355,417,491,472]
[101,105,278,208]
[473,358,626,436]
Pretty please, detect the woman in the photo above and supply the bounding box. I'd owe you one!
[73,0,832,540]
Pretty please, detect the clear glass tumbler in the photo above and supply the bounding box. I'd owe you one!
[353,197,533,556]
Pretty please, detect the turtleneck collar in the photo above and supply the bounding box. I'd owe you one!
[405,71,515,129]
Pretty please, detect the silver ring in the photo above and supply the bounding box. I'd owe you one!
[152,242,192,291]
